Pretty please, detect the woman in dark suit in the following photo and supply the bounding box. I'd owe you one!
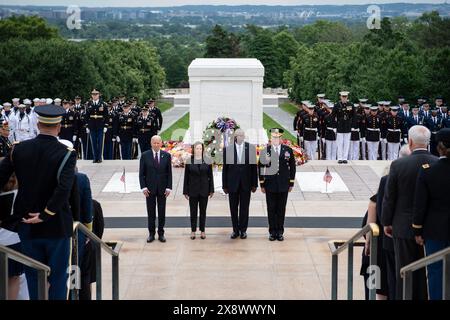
[183,142,214,240]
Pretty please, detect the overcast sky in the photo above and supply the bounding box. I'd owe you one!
[0,1,445,8]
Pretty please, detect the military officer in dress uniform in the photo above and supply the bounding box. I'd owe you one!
[148,99,163,139]
[365,105,382,160]
[118,94,126,108]
[77,107,90,160]
[348,103,363,160]
[386,105,407,160]
[331,91,354,164]
[399,100,411,120]
[412,128,450,300]
[300,101,320,160]
[117,103,137,160]
[420,98,431,119]
[130,97,142,115]
[59,99,78,144]
[360,103,371,160]
[321,100,337,160]
[407,104,424,130]
[104,100,118,160]
[444,108,450,128]
[73,96,84,113]
[136,104,154,153]
[1,102,14,124]
[425,106,443,156]
[85,89,108,163]
[0,104,77,300]
[258,128,296,241]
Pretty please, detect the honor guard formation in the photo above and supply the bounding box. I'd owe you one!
[0,89,163,161]
[293,92,449,162]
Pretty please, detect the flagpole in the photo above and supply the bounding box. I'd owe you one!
[123,167,126,193]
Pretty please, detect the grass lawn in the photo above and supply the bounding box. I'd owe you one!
[279,101,299,116]
[263,113,297,144]
[161,112,189,141]
[157,99,174,113]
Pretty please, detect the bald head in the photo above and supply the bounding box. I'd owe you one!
[151,135,163,152]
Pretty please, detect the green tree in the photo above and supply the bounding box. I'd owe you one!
[0,16,59,41]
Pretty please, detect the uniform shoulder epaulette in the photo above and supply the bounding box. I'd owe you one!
[422,163,430,169]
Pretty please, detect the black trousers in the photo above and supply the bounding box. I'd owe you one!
[146,193,166,235]
[265,191,288,236]
[228,187,251,233]
[384,249,397,300]
[393,237,428,300]
[189,196,208,232]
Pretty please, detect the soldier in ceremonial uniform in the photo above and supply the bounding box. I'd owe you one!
[136,104,154,153]
[0,104,77,300]
[130,97,142,115]
[377,101,389,160]
[413,128,450,300]
[59,99,78,144]
[444,108,450,128]
[73,96,84,113]
[258,128,296,241]
[360,103,371,160]
[348,104,363,160]
[77,107,91,160]
[117,103,137,160]
[331,91,354,164]
[9,104,38,142]
[104,100,118,160]
[118,94,126,108]
[293,102,307,148]
[399,100,411,120]
[300,102,320,160]
[321,101,337,160]
[386,105,407,160]
[407,105,424,130]
[85,89,108,163]
[420,98,431,119]
[425,106,443,156]
[366,105,382,160]
[1,102,14,123]
[148,99,163,138]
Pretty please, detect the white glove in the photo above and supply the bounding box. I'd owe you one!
[103,127,107,133]
[299,136,304,143]
[112,138,116,142]
[361,137,366,143]
[382,138,387,143]
[133,138,138,143]
[403,138,408,144]
[333,128,337,133]
[86,128,90,134]
[116,136,120,143]
[321,138,326,144]
[72,135,77,142]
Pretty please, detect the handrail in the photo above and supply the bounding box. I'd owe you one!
[328,223,380,300]
[71,222,122,300]
[400,246,450,300]
[0,244,50,300]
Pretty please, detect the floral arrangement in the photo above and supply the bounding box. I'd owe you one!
[162,138,307,167]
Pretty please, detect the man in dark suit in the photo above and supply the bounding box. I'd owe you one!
[382,125,438,300]
[222,129,258,239]
[258,128,296,241]
[0,104,77,300]
[139,135,172,243]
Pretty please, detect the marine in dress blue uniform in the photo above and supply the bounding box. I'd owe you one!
[85,89,108,163]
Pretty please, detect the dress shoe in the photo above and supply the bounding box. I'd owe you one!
[93,160,97,163]
[269,234,276,241]
[146,235,155,243]
[343,160,348,164]
[240,232,247,239]
[338,160,343,164]
[158,235,166,242]
[277,234,284,241]
[190,232,196,240]
[200,232,206,240]
[97,159,102,163]
[230,232,239,239]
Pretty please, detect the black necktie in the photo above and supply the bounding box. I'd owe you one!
[154,152,159,166]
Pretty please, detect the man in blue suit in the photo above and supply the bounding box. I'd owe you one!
[139,135,172,243]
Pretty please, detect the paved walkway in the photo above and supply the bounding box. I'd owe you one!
[263,106,297,137]
[159,107,189,133]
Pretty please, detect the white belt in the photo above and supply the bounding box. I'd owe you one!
[305,128,318,131]
[351,128,360,132]
[388,129,401,132]
[367,128,380,131]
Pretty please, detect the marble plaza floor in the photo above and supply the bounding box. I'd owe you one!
[76,160,389,300]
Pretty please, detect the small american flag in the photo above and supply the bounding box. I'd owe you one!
[323,167,333,184]
[120,167,126,184]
